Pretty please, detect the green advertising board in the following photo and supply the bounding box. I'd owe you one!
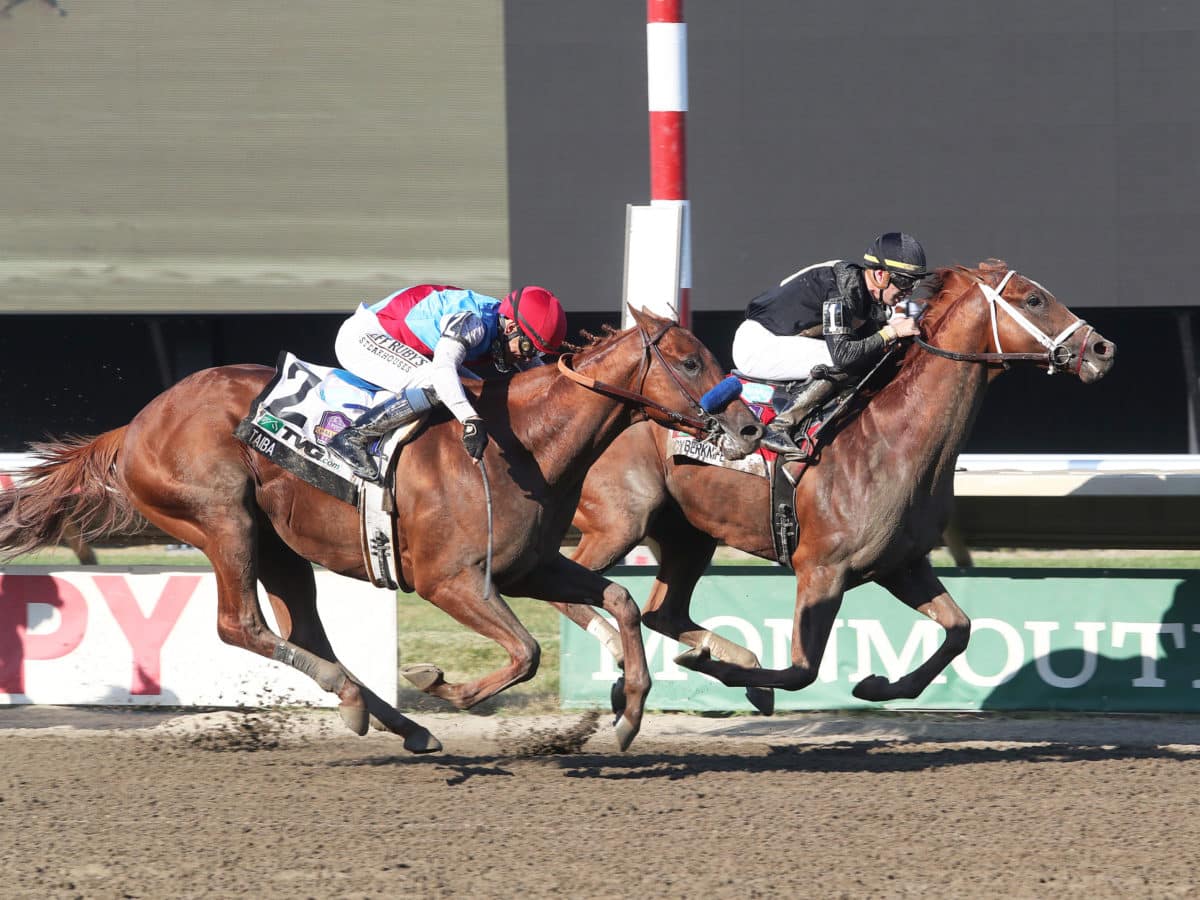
[560,568,1200,712]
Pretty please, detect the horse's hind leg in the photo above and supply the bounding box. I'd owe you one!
[255,524,440,753]
[203,514,358,718]
[852,557,971,702]
[642,512,774,714]
[138,486,424,747]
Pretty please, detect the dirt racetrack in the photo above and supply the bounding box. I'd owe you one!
[1,708,1198,898]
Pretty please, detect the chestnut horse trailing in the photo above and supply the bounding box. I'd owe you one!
[0,307,762,752]
[563,262,1115,714]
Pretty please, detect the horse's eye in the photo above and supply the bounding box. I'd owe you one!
[1027,294,1043,309]
[682,357,701,373]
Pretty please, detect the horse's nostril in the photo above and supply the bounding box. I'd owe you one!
[742,424,764,440]
[1092,340,1114,358]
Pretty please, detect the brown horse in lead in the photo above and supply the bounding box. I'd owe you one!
[0,306,762,751]
[560,261,1115,713]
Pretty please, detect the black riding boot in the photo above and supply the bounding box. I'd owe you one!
[759,378,838,458]
[329,394,425,483]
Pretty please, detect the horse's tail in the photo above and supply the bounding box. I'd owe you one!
[0,428,145,562]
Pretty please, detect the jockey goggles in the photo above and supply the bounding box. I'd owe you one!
[889,272,919,294]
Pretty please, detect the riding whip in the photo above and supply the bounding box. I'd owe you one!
[478,457,494,599]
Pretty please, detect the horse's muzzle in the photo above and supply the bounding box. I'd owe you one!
[1071,328,1115,384]
[718,421,765,460]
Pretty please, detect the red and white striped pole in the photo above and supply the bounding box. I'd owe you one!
[646,0,690,327]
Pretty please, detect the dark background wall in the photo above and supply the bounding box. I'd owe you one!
[0,1,1196,454]
[0,305,1192,453]
[502,0,1200,453]
[506,0,1199,313]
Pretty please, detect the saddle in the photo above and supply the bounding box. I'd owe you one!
[234,351,428,590]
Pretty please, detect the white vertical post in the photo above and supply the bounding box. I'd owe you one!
[644,0,690,326]
[622,204,683,328]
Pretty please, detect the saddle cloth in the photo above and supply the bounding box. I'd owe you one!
[234,351,419,507]
[669,373,825,476]
[235,352,429,590]
[669,373,825,567]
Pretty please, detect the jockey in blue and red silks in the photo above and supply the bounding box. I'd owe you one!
[330,283,568,482]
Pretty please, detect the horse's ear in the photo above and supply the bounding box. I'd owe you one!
[626,304,672,330]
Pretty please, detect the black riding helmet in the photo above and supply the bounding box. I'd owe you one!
[861,232,929,278]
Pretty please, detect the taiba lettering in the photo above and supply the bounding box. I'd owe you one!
[249,432,277,455]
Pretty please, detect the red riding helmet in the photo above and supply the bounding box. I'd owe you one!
[500,285,568,353]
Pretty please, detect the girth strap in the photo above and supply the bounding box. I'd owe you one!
[770,460,799,568]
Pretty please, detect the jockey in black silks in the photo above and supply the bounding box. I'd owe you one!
[731,232,930,457]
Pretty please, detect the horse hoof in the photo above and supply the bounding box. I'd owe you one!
[609,676,627,719]
[613,715,640,751]
[403,728,443,754]
[673,646,711,671]
[852,674,889,702]
[401,663,445,692]
[338,704,370,735]
[746,686,775,716]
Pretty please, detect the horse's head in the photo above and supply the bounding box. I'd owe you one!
[921,261,1115,383]
[623,305,764,458]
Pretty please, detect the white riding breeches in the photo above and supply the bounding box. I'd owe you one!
[335,304,480,422]
[731,318,833,381]
[336,305,432,392]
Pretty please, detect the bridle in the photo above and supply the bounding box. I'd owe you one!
[915,269,1093,376]
[556,319,719,437]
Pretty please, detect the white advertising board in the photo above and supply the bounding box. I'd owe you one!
[0,568,397,707]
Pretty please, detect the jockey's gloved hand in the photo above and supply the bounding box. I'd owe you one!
[462,417,488,460]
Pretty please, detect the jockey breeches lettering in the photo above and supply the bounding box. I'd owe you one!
[336,305,431,393]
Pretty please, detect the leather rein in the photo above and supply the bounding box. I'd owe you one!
[556,320,716,436]
[915,269,1092,375]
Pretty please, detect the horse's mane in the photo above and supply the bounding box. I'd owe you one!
[567,323,621,353]
[911,258,1008,339]
[559,322,636,365]
[815,259,1010,443]
[860,257,1012,404]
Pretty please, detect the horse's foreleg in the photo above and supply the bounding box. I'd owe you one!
[402,569,541,711]
[564,442,668,670]
[255,527,440,753]
[852,558,971,702]
[515,554,650,751]
[556,530,646,669]
[639,521,774,714]
[682,563,846,692]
